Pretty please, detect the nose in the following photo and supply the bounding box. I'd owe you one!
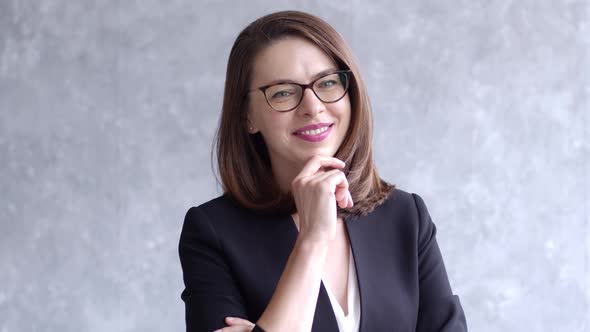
[297,87,325,117]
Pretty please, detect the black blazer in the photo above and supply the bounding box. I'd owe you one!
[179,188,467,331]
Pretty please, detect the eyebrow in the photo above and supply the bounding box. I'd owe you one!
[260,68,339,87]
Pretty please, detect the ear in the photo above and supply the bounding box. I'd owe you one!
[246,111,259,134]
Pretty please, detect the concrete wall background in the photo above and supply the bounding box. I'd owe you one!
[1,0,588,331]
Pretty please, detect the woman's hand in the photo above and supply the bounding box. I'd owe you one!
[213,317,256,332]
[291,156,353,243]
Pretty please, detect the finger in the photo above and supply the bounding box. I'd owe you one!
[337,194,347,209]
[298,156,345,178]
[312,170,350,201]
[331,184,349,208]
[335,187,348,203]
[326,171,349,192]
[322,171,350,205]
[225,317,255,327]
[213,325,252,332]
[314,169,348,191]
[303,168,350,209]
[312,168,344,184]
[337,188,352,208]
[332,174,352,208]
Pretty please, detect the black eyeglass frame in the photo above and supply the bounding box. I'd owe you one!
[248,69,353,112]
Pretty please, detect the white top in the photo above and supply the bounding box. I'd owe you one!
[322,247,361,332]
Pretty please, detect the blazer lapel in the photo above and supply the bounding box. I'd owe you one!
[270,214,395,332]
[345,208,390,332]
[312,283,339,331]
[279,215,339,331]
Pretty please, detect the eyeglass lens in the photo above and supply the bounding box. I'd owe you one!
[264,72,349,111]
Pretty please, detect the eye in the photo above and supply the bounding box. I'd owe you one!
[271,90,293,99]
[266,83,299,100]
[318,79,338,88]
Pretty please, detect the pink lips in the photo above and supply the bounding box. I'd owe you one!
[292,122,334,142]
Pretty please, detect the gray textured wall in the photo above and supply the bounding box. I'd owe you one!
[1,0,588,331]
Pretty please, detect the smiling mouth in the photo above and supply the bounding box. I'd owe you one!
[293,123,334,136]
[292,123,335,143]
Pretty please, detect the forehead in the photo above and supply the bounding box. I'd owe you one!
[250,36,338,86]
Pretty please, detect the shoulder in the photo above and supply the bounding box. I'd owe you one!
[181,195,241,236]
[384,188,439,250]
[184,194,252,223]
[182,194,272,243]
[379,187,414,208]
[195,193,242,212]
[357,187,435,239]
[369,187,430,220]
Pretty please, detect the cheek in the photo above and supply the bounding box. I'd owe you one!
[335,98,352,138]
[333,97,352,122]
[253,110,291,138]
[259,111,283,127]
[248,99,271,126]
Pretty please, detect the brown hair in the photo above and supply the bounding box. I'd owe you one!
[215,10,393,218]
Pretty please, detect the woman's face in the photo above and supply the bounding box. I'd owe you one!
[247,36,351,177]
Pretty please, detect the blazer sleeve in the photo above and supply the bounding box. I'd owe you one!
[412,193,468,332]
[178,206,267,332]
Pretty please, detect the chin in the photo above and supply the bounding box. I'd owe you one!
[302,147,338,159]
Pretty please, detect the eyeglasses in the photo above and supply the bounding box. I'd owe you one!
[249,70,352,112]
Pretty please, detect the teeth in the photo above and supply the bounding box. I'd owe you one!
[298,126,329,136]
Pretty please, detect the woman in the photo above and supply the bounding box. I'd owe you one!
[179,10,467,332]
